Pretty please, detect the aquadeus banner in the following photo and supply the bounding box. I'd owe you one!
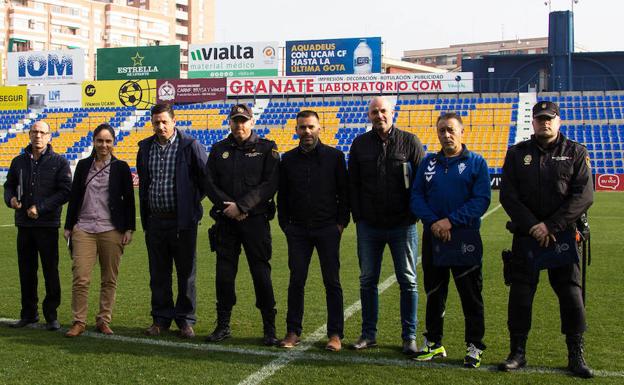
[82,80,156,109]
[7,49,85,85]
[96,45,180,80]
[0,86,27,110]
[227,73,474,96]
[188,41,278,78]
[285,37,382,76]
[156,78,226,104]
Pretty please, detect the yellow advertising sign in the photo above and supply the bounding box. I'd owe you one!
[81,79,156,109]
[0,86,27,110]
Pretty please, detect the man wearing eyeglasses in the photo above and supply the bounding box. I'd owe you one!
[3,120,72,331]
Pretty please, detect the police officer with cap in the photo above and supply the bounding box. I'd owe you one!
[205,103,280,346]
[499,101,594,378]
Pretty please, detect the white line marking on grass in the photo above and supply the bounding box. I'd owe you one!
[1,317,622,378]
[239,204,505,385]
[237,274,397,385]
[481,203,502,220]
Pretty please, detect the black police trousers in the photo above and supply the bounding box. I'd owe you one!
[421,230,485,348]
[285,223,344,338]
[214,214,276,313]
[16,226,61,323]
[507,244,586,337]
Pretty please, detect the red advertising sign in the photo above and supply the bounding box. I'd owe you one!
[595,174,624,191]
[156,78,226,103]
[226,73,473,96]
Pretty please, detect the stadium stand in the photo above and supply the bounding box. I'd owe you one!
[1,92,622,176]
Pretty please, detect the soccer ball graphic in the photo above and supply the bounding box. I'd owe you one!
[119,81,144,106]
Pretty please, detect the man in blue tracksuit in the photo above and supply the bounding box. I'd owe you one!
[410,112,491,368]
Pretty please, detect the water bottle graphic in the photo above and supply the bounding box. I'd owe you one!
[353,39,373,74]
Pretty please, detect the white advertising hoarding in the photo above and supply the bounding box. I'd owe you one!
[7,49,85,85]
[188,41,279,78]
[27,84,82,109]
[226,73,474,96]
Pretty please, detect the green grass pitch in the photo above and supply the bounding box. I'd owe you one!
[0,191,622,385]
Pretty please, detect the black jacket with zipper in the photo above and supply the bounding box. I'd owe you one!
[348,126,425,228]
[4,144,71,228]
[64,155,136,232]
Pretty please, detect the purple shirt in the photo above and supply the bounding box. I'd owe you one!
[76,159,115,234]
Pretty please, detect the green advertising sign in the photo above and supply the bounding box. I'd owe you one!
[96,45,180,80]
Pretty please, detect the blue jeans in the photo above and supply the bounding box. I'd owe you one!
[356,221,418,341]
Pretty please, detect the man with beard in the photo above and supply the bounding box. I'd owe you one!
[499,101,594,378]
[277,110,349,351]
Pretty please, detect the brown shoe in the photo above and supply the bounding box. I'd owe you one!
[96,322,114,335]
[279,332,300,348]
[325,335,342,352]
[144,323,167,336]
[65,322,86,338]
[179,324,195,339]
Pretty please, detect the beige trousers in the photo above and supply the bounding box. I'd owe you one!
[71,228,124,325]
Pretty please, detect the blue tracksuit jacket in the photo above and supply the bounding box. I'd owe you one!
[410,145,491,229]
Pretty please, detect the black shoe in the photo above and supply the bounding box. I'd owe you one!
[567,335,593,379]
[206,325,231,342]
[260,309,278,346]
[45,320,61,331]
[262,332,279,346]
[11,319,38,328]
[498,351,527,371]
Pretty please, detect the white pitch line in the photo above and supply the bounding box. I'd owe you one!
[239,202,504,385]
[482,203,502,220]
[0,318,622,379]
[238,274,397,385]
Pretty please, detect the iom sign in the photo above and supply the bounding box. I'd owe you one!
[7,49,85,85]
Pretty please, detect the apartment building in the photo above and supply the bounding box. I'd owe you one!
[403,38,550,71]
[0,0,215,82]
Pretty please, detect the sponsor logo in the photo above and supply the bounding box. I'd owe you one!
[116,52,159,77]
[191,45,254,61]
[555,242,570,254]
[597,174,620,190]
[85,84,96,97]
[262,46,276,59]
[425,158,437,182]
[158,81,176,101]
[118,81,144,107]
[49,90,61,101]
[18,53,74,79]
[461,243,476,254]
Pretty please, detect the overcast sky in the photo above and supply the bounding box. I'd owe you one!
[215,0,623,58]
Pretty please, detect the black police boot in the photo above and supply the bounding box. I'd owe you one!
[498,335,527,371]
[261,309,279,346]
[566,334,593,379]
[206,311,231,343]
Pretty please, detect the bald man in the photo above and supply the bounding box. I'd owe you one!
[4,121,71,330]
[348,96,425,353]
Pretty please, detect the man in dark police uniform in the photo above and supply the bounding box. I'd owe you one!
[205,104,280,346]
[499,101,594,378]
